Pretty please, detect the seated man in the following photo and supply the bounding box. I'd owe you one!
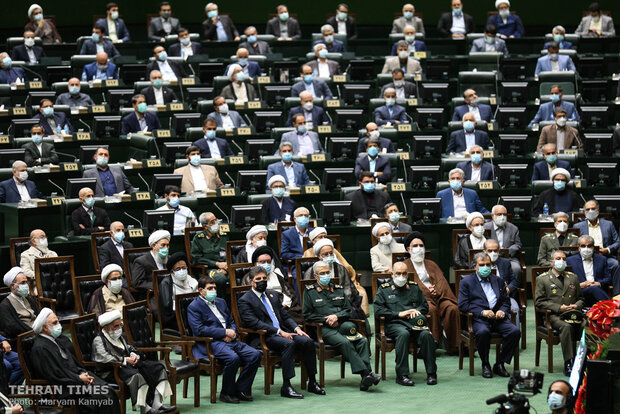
[575,2,615,37]
[188,276,261,404]
[207,95,246,128]
[357,122,395,154]
[370,222,406,273]
[0,160,44,203]
[224,48,261,78]
[168,28,202,59]
[80,24,120,59]
[95,3,130,42]
[392,3,425,34]
[484,204,523,280]
[446,112,491,154]
[159,253,198,332]
[313,24,346,52]
[374,261,437,386]
[221,64,259,104]
[239,266,325,398]
[374,88,407,126]
[535,250,585,376]
[307,43,341,78]
[532,143,572,181]
[140,70,178,105]
[192,118,234,158]
[239,26,273,54]
[470,25,508,56]
[87,264,135,318]
[529,85,579,127]
[202,3,241,42]
[327,3,357,39]
[384,202,413,234]
[261,174,297,224]
[32,99,73,136]
[452,89,493,122]
[267,142,310,188]
[93,310,174,413]
[458,252,520,378]
[265,5,302,41]
[381,68,417,100]
[0,281,25,386]
[0,53,26,84]
[487,2,524,38]
[71,187,111,236]
[382,40,423,75]
[531,168,583,216]
[566,235,610,306]
[174,146,224,194]
[278,114,324,156]
[286,90,329,127]
[55,78,95,107]
[31,308,121,411]
[535,42,576,76]
[81,52,118,81]
[536,108,581,152]
[438,0,475,38]
[436,168,490,219]
[98,221,134,269]
[390,25,426,56]
[190,212,228,297]
[23,124,59,167]
[537,212,579,266]
[544,25,575,50]
[354,137,391,184]
[291,65,333,99]
[280,207,313,267]
[19,229,56,280]
[303,261,380,391]
[454,212,487,269]
[12,31,46,63]
[145,46,187,82]
[24,4,62,44]
[132,230,171,294]
[148,2,181,42]
[484,239,520,324]
[345,171,392,220]
[235,225,268,264]
[83,147,136,197]
[121,94,162,134]
[155,185,197,235]
[456,145,495,182]
[0,267,40,345]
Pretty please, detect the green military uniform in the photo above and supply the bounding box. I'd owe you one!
[537,232,579,266]
[302,282,371,375]
[374,280,437,377]
[534,270,585,361]
[190,230,229,297]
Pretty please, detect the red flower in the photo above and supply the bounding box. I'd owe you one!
[587,300,620,339]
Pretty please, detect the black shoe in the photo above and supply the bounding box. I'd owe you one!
[564,359,573,377]
[236,392,253,402]
[427,374,438,385]
[307,380,326,395]
[396,375,415,386]
[493,363,510,378]
[482,364,493,379]
[360,374,375,391]
[219,393,240,404]
[280,385,304,399]
[157,405,177,413]
[370,372,381,385]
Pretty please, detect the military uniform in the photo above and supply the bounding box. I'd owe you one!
[302,282,371,375]
[190,230,229,297]
[374,280,437,377]
[537,232,579,266]
[534,270,585,362]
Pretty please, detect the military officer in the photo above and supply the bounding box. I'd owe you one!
[374,261,437,386]
[302,260,381,391]
[190,212,228,297]
[537,212,579,266]
[535,249,585,376]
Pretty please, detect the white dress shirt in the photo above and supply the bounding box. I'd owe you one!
[550,59,560,72]
[158,60,177,81]
[494,223,504,246]
[180,44,194,60]
[588,222,603,247]
[337,20,347,35]
[451,13,466,34]
[583,258,594,282]
[206,138,221,158]
[107,18,118,42]
[318,61,330,78]
[468,105,481,121]
[26,47,37,63]
[203,297,227,327]
[153,87,164,105]
[556,128,566,150]
[470,165,481,182]
[465,132,476,151]
[13,178,31,201]
[220,114,235,129]
[283,162,296,187]
[96,43,104,54]
[395,86,405,100]
[114,240,125,259]
[156,204,196,234]
[297,133,315,155]
[189,164,208,192]
[452,190,467,218]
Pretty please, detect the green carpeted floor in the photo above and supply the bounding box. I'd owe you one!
[152,299,567,413]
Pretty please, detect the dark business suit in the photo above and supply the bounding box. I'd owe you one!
[83,166,136,197]
[446,129,491,154]
[390,40,427,55]
[380,81,418,98]
[266,17,302,40]
[22,142,58,166]
[326,16,357,40]
[291,79,333,99]
[286,105,329,127]
[168,41,202,57]
[79,39,119,60]
[0,67,26,84]
[492,257,519,298]
[354,155,391,183]
[344,189,392,220]
[11,45,45,63]
[280,226,314,262]
[202,15,239,41]
[206,111,246,128]
[313,39,346,53]
[455,160,496,181]
[437,12,475,38]
[531,188,583,216]
[0,178,44,203]
[148,16,181,41]
[98,238,134,268]
[452,104,493,122]
[566,253,610,306]
[131,252,158,292]
[575,218,620,294]
[238,40,272,55]
[140,85,178,105]
[260,196,297,224]
[266,161,310,188]
[306,59,341,77]
[95,17,130,42]
[357,136,395,154]
[145,59,187,80]
[436,188,490,218]
[531,160,572,182]
[81,62,118,81]
[121,111,162,134]
[374,105,408,126]
[32,112,74,137]
[192,137,234,158]
[486,13,525,38]
[70,205,111,236]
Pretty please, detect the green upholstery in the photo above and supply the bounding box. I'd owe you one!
[51,82,91,95]
[258,155,302,169]
[458,71,498,97]
[270,127,295,142]
[196,99,235,114]
[247,194,271,204]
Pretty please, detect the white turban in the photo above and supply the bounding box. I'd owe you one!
[28,4,41,17]
[372,222,391,237]
[309,227,327,241]
[4,267,24,286]
[148,230,171,246]
[313,238,334,255]
[101,264,123,282]
[246,225,268,240]
[227,64,242,79]
[98,310,122,327]
[495,0,509,8]
[33,307,54,334]
[551,168,570,182]
[466,212,485,228]
[268,175,286,188]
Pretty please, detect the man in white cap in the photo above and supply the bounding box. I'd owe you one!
[0,269,25,386]
[235,225,268,263]
[31,308,121,413]
[486,0,524,39]
[370,222,406,273]
[92,310,175,414]
[191,212,228,298]
[455,212,487,269]
[532,168,583,217]
[87,264,135,318]
[261,174,297,224]
[19,229,57,280]
[132,230,171,294]
[0,267,40,343]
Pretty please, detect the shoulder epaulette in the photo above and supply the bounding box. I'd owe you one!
[542,233,554,238]
[567,233,578,238]
[380,282,390,288]
[197,232,205,238]
[334,284,343,289]
[305,284,316,290]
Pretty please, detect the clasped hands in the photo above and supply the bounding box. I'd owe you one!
[482,309,506,319]
[398,309,421,319]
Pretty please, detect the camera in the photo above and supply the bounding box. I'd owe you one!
[486,370,544,414]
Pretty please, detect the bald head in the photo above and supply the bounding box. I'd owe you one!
[462,112,476,123]
[236,48,249,59]
[393,261,408,274]
[78,187,94,199]
[95,52,109,65]
[299,90,313,104]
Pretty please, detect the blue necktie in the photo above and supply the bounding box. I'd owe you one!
[261,293,280,330]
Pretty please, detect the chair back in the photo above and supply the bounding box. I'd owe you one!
[9,237,30,267]
[277,221,295,255]
[123,247,152,290]
[230,285,251,328]
[17,331,45,384]
[295,256,319,283]
[122,301,155,347]
[228,262,253,287]
[74,275,105,315]
[175,292,200,337]
[70,314,99,363]
[90,231,112,272]
[35,256,75,312]
[184,226,205,267]
[226,240,247,265]
[152,270,171,330]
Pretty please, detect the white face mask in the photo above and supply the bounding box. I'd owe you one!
[472,225,485,238]
[24,38,35,47]
[553,259,567,272]
[37,237,48,248]
[580,248,594,260]
[398,50,409,59]
[410,246,425,263]
[255,239,267,247]
[487,251,499,263]
[369,130,380,140]
[379,234,393,245]
[18,171,28,182]
[109,328,123,340]
[493,215,507,228]
[555,221,569,233]
[393,276,408,287]
[585,210,599,221]
[108,279,123,294]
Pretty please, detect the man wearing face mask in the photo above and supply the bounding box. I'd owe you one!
[12,31,45,63]
[392,3,425,34]
[346,171,393,220]
[535,250,585,376]
[158,252,198,332]
[23,124,58,167]
[486,1,524,39]
[483,239,520,326]
[0,52,26,85]
[446,112,491,154]
[313,24,346,53]
[456,145,495,182]
[382,41,423,75]
[96,2,130,43]
[156,185,197,235]
[437,0,475,38]
[32,99,73,137]
[535,42,576,76]
[83,147,136,197]
[532,168,583,216]
[537,212,579,266]
[357,122,396,154]
[261,174,297,224]
[87,264,135,318]
[566,235,610,306]
[132,230,171,295]
[286,91,329,127]
[307,44,342,78]
[536,108,581,152]
[458,252,520,378]
[279,114,325,156]
[437,168,490,219]
[374,88,407,126]
[70,187,111,236]
[529,85,579,127]
[390,25,426,56]
[80,25,120,60]
[532,143,573,182]
[202,3,240,42]
[19,229,56,280]
[55,78,95,107]
[547,380,575,414]
[145,45,186,82]
[169,28,202,59]
[370,222,406,273]
[326,3,357,40]
[81,52,118,81]
[235,225,269,264]
[1,267,41,346]
[239,26,273,55]
[24,4,62,44]
[192,118,234,159]
[98,221,134,269]
[121,94,162,135]
[374,261,437,386]
[221,64,259,104]
[266,5,302,41]
[224,48,261,79]
[384,202,412,235]
[455,212,487,269]
[175,145,224,194]
[544,25,575,50]
[576,2,615,37]
[470,25,508,56]
[291,65,333,99]
[484,205,523,280]
[148,1,181,42]
[267,143,310,189]
[452,89,493,122]
[280,207,314,268]
[140,70,178,106]
[380,68,417,101]
[191,212,229,297]
[0,160,44,203]
[207,95,245,128]
[355,137,391,184]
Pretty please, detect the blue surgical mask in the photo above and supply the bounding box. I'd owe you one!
[43,107,54,117]
[547,393,565,411]
[478,265,491,278]
[318,49,328,59]
[550,94,560,103]
[158,247,169,259]
[319,274,331,285]
[405,35,415,43]
[168,196,180,208]
[453,8,462,16]
[206,130,216,140]
[91,33,100,43]
[180,37,190,45]
[324,35,334,43]
[485,36,495,45]
[388,211,400,223]
[554,180,566,191]
[363,182,375,193]
[205,290,217,301]
[158,51,168,61]
[69,86,80,95]
[110,11,119,20]
[236,72,247,82]
[322,255,335,265]
[367,146,379,157]
[32,134,42,144]
[297,125,307,134]
[281,152,293,163]
[238,58,248,67]
[190,154,201,166]
[2,57,11,68]
[259,263,272,274]
[173,268,188,281]
[96,156,108,167]
[450,180,462,191]
[33,13,43,21]
[113,231,125,243]
[404,11,413,19]
[553,34,564,43]
[279,12,289,21]
[471,154,482,164]
[152,79,163,88]
[463,120,475,132]
[385,98,396,106]
[296,216,309,228]
[272,187,285,198]
[137,102,147,113]
[303,74,313,84]
[337,11,347,20]
[247,35,257,44]
[51,324,62,338]
[499,9,510,18]
[207,10,218,19]
[17,284,30,297]
[545,155,557,164]
[84,197,95,208]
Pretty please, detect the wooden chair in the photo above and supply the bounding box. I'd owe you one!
[123,300,200,407]
[151,269,181,342]
[531,266,563,373]
[122,247,152,300]
[89,231,112,273]
[295,257,319,286]
[228,262,253,288]
[34,256,79,326]
[369,217,410,246]
[226,240,247,266]
[73,275,105,315]
[277,220,318,255]
[9,237,31,267]
[184,226,210,276]
[454,269,519,376]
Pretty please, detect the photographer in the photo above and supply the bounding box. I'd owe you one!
[547,380,574,414]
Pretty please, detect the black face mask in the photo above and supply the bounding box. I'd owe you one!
[255,280,268,293]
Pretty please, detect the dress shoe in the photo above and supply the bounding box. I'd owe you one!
[157,405,176,413]
[396,375,415,386]
[280,385,304,399]
[219,393,240,404]
[360,374,375,391]
[236,392,253,402]
[427,374,438,385]
[482,364,493,379]
[307,381,326,395]
[564,359,573,377]
[493,363,510,377]
[370,372,381,385]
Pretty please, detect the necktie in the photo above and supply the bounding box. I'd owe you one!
[261,294,280,330]
[558,235,565,246]
[88,209,96,225]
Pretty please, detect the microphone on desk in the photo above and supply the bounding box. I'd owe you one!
[309,170,322,184]
[55,151,79,162]
[47,179,65,196]
[224,172,236,187]
[137,173,151,192]
[78,118,92,132]
[124,212,143,228]
[311,204,319,220]
[213,202,230,223]
[231,139,244,155]
[18,64,43,82]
